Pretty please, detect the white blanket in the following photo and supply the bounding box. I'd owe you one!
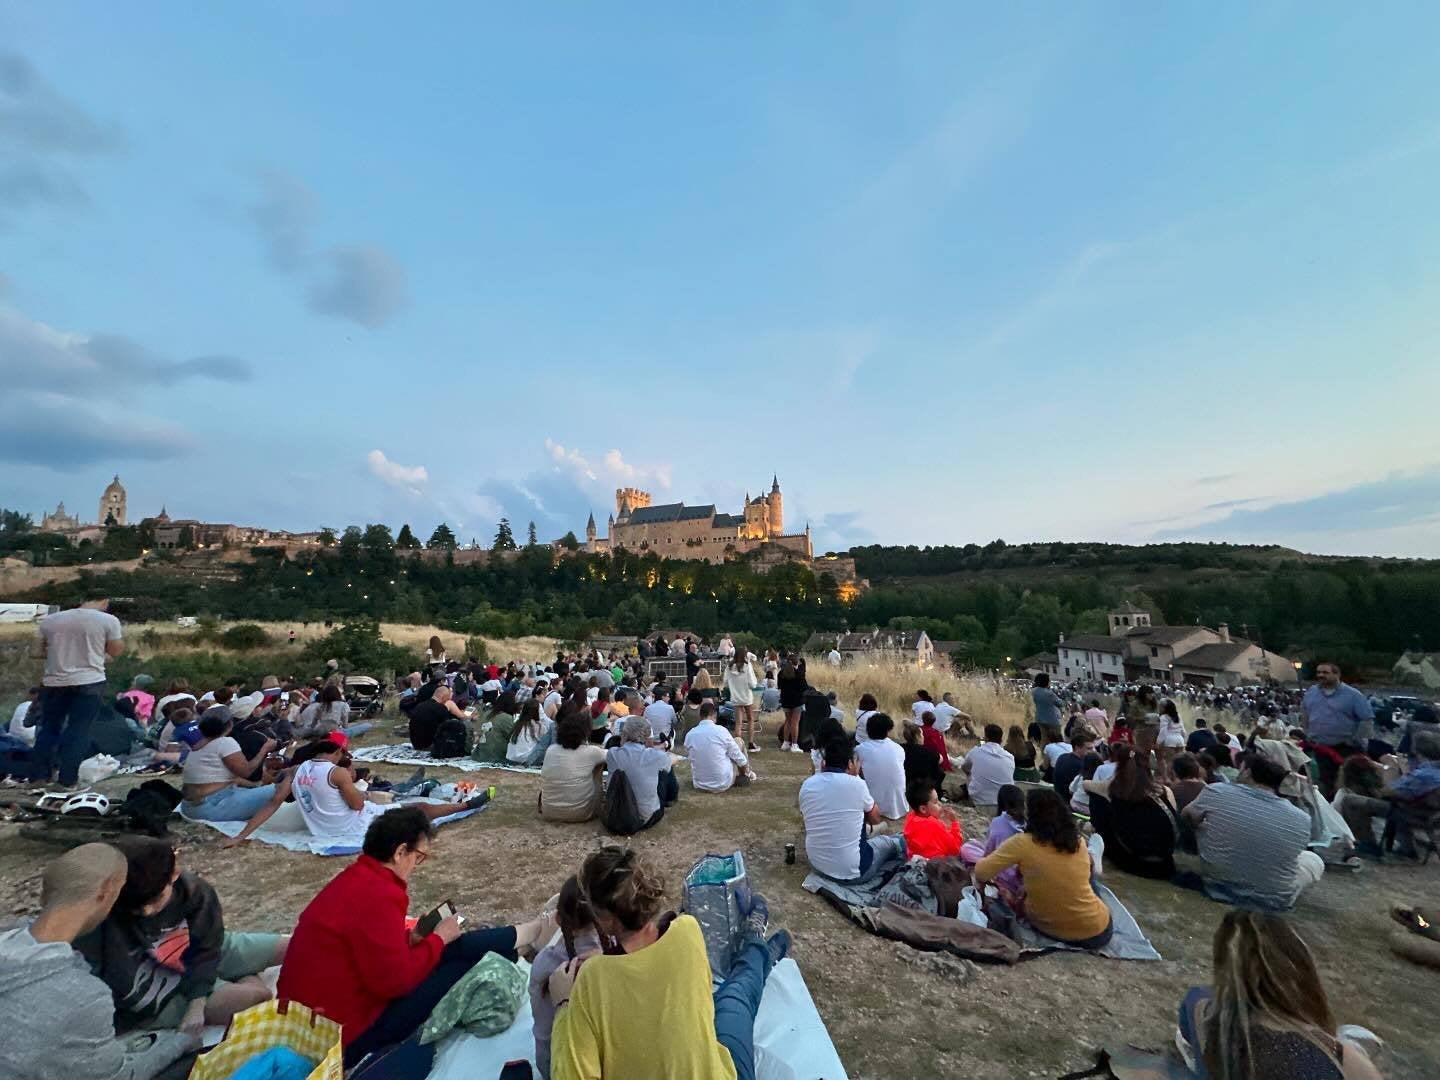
[182,797,485,855]
[352,743,542,774]
[427,957,847,1080]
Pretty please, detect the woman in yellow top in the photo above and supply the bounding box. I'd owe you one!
[974,787,1113,949]
[547,847,790,1080]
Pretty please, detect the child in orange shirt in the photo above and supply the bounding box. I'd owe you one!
[902,778,964,859]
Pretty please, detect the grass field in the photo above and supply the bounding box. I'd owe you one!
[0,655,1436,1077]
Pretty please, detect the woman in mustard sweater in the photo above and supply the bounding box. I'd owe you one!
[547,847,790,1080]
[974,787,1113,949]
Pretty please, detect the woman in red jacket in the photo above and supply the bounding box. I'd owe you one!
[277,807,556,1068]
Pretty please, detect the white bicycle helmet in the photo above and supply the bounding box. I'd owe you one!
[60,791,110,817]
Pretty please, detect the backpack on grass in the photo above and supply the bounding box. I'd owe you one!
[602,769,646,836]
[430,719,471,759]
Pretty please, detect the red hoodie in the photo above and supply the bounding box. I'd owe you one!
[277,855,443,1042]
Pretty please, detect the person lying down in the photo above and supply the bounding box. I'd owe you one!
[222,739,492,848]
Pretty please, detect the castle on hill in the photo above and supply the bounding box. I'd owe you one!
[583,476,813,565]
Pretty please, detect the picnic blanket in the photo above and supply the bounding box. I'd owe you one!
[426,957,847,1080]
[351,743,542,774]
[805,863,1160,962]
[182,797,486,855]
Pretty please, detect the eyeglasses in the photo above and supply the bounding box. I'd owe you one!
[410,848,430,865]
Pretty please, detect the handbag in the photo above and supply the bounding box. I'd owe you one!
[188,1000,342,1080]
[681,851,752,978]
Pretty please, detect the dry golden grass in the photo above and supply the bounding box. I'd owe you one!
[0,618,559,664]
[811,657,1029,733]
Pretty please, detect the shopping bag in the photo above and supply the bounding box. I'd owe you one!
[189,999,343,1080]
[681,851,752,979]
[78,753,120,785]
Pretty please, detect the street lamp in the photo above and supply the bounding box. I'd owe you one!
[1293,660,1303,683]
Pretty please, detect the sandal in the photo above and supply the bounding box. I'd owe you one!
[1390,905,1440,942]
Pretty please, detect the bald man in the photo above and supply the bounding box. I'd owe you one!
[0,843,196,1080]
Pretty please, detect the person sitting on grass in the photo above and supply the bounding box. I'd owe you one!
[606,716,681,831]
[900,720,946,801]
[222,739,494,846]
[473,692,522,761]
[1069,752,1102,817]
[278,807,558,1070]
[975,787,1113,950]
[962,724,1017,814]
[855,712,908,821]
[508,697,556,766]
[1174,909,1382,1080]
[685,701,756,793]
[1168,752,1209,812]
[1179,751,1324,911]
[798,738,907,883]
[180,708,279,822]
[547,846,791,1080]
[902,778,964,860]
[294,682,351,740]
[0,843,199,1080]
[540,713,608,823]
[920,711,952,772]
[1052,729,1096,804]
[76,837,288,1038]
[407,684,467,753]
[1004,723,1039,775]
[1084,740,1180,880]
[530,877,601,1080]
[961,783,1027,907]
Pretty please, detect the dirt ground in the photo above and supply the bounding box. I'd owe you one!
[2,724,1437,1080]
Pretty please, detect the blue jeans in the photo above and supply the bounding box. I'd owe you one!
[841,833,907,884]
[344,926,518,1068]
[713,937,775,1080]
[342,722,375,739]
[183,783,279,821]
[28,683,104,786]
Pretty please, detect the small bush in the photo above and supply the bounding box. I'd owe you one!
[463,635,489,664]
[220,623,271,650]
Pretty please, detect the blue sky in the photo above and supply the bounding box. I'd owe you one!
[3,3,1438,556]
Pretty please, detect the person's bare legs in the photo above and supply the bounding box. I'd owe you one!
[739,704,756,747]
[204,976,274,1025]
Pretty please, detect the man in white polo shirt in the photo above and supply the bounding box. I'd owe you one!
[29,597,124,789]
[643,692,677,746]
[799,738,907,882]
[960,724,1016,814]
[684,703,755,793]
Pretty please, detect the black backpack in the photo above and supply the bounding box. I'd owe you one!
[602,768,646,835]
[430,719,471,759]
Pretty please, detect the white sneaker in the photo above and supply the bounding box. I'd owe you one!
[748,743,761,754]
[789,743,803,753]
[780,742,791,752]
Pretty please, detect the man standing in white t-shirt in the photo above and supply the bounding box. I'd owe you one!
[799,739,907,882]
[29,598,124,788]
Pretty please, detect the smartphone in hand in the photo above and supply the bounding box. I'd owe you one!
[415,900,456,938]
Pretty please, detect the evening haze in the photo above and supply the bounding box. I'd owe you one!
[3,4,1438,557]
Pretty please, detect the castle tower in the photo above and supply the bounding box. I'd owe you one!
[766,475,783,536]
[99,475,127,526]
[744,494,768,540]
[615,487,651,516]
[586,512,597,543]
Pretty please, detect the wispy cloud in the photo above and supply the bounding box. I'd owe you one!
[544,439,672,490]
[0,50,122,225]
[243,170,408,328]
[366,450,428,495]
[1193,473,1238,486]
[1155,467,1440,544]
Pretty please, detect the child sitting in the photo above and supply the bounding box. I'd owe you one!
[902,779,964,859]
[1070,752,1102,815]
[961,784,1027,907]
[530,877,601,1080]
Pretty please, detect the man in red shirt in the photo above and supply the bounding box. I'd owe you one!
[277,807,556,1068]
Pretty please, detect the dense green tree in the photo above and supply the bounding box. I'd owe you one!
[395,524,420,549]
[427,523,457,550]
[361,523,395,559]
[493,518,517,551]
[526,521,539,547]
[558,531,580,551]
[317,528,337,547]
[337,526,363,561]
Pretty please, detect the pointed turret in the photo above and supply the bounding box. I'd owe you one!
[771,474,780,493]
[586,512,597,542]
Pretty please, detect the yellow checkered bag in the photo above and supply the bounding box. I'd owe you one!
[188,999,343,1080]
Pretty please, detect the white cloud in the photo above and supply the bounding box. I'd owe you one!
[366,449,428,494]
[544,440,672,490]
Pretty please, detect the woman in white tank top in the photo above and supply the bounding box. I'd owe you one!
[220,741,494,847]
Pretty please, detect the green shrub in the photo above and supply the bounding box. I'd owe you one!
[300,618,415,680]
[220,623,271,650]
[108,649,298,693]
[463,635,489,664]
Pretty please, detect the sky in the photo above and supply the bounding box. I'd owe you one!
[3,3,1439,558]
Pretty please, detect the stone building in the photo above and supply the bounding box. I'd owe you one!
[38,502,81,532]
[583,477,812,565]
[98,475,127,526]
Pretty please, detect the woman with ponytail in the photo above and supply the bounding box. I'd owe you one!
[547,846,789,1080]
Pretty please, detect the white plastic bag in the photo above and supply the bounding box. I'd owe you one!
[77,753,120,785]
[956,885,988,928]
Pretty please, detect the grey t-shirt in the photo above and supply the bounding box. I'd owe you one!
[606,743,671,819]
[1032,687,1062,729]
[39,608,121,687]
